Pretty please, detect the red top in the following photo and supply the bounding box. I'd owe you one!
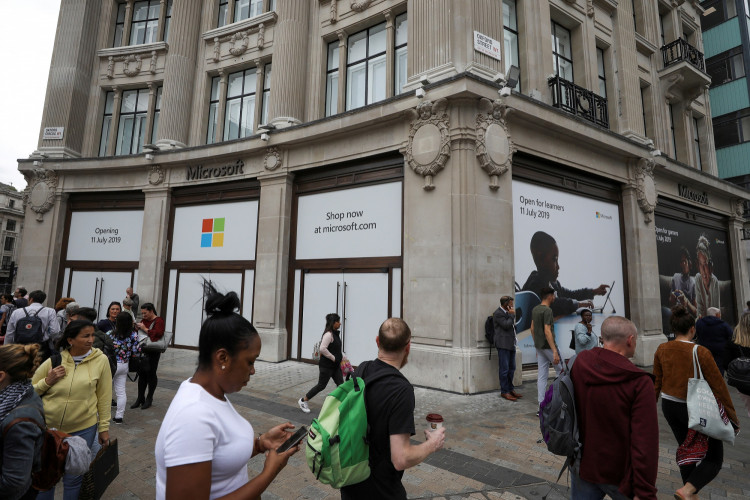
[145,316,165,342]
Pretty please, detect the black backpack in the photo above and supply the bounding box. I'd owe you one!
[484,315,494,359]
[15,308,45,345]
[727,345,750,396]
[539,355,580,481]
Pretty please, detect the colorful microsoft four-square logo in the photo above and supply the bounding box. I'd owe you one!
[201,218,225,247]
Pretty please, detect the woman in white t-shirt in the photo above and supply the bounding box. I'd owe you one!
[155,288,300,500]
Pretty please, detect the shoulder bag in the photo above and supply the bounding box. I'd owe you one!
[687,345,735,444]
[140,320,173,353]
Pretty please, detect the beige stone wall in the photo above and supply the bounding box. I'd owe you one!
[18,0,750,392]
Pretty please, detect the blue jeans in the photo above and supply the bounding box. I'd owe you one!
[37,423,97,500]
[570,469,629,500]
[497,347,516,393]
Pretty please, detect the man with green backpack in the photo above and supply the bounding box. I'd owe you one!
[338,318,446,499]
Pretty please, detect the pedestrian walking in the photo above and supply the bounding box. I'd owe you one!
[298,313,345,413]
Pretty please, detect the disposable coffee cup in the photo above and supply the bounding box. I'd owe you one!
[426,413,444,430]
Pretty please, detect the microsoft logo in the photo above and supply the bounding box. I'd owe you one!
[201,218,225,247]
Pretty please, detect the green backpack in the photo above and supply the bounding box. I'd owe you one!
[305,363,394,488]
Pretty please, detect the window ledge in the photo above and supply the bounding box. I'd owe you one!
[202,11,277,41]
[635,33,657,55]
[98,41,169,59]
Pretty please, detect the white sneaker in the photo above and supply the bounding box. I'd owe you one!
[298,398,310,413]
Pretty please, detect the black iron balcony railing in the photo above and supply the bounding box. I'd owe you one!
[662,39,705,72]
[548,76,609,129]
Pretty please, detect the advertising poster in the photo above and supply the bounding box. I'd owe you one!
[66,210,144,261]
[655,214,734,336]
[512,180,625,364]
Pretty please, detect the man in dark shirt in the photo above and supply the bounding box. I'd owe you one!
[531,287,562,406]
[341,318,446,500]
[695,307,734,374]
[13,287,28,308]
[521,231,609,317]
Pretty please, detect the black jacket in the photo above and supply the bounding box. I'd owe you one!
[493,307,516,351]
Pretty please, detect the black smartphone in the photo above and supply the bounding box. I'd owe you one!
[276,426,307,453]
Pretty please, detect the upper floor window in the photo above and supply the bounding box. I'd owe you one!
[551,22,573,81]
[1,256,9,270]
[218,0,276,28]
[114,0,172,47]
[597,48,607,98]
[701,0,738,31]
[706,48,745,87]
[693,117,702,169]
[714,110,750,148]
[503,0,520,91]
[326,14,408,116]
[206,63,272,144]
[99,86,162,156]
[8,200,15,209]
[4,237,14,252]
[5,220,15,232]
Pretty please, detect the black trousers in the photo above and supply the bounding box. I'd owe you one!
[137,351,161,400]
[305,362,343,401]
[662,398,723,492]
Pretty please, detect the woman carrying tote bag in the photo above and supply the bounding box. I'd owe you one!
[653,305,739,500]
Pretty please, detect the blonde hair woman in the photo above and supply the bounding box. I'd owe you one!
[0,343,44,500]
[729,312,750,417]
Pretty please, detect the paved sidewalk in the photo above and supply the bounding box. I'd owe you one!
[92,349,750,500]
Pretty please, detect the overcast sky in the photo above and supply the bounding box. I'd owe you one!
[0,2,61,191]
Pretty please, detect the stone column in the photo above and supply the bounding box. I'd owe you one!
[253,172,294,362]
[621,171,663,365]
[468,0,504,80]
[254,60,265,128]
[517,0,552,103]
[123,0,134,46]
[136,188,171,314]
[143,83,158,146]
[406,0,454,87]
[613,1,644,140]
[16,192,68,301]
[36,0,103,158]
[157,0,168,42]
[106,88,123,156]
[154,0,202,148]
[215,70,228,142]
[267,1,310,127]
[384,10,395,98]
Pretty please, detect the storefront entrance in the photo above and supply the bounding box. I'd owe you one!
[66,270,135,319]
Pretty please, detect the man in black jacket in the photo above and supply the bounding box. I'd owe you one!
[696,307,734,374]
[493,296,521,401]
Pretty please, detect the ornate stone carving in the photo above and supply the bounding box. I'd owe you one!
[122,54,143,77]
[148,165,165,185]
[228,31,250,56]
[732,198,746,219]
[405,99,450,191]
[475,98,515,190]
[107,56,114,79]
[350,0,373,12]
[22,168,59,222]
[264,147,282,171]
[634,157,657,224]
[330,0,338,23]
[587,0,594,16]
[213,37,221,62]
[257,23,265,49]
[149,50,157,74]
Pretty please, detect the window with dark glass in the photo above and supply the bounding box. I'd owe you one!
[394,13,408,95]
[701,0,738,31]
[346,23,387,110]
[114,3,127,47]
[261,63,271,125]
[325,41,339,117]
[99,91,115,156]
[706,47,745,87]
[503,0,520,91]
[669,103,677,157]
[218,0,230,27]
[551,22,573,81]
[225,68,258,140]
[693,117,702,169]
[151,86,162,144]
[207,76,221,144]
[1,257,10,270]
[4,237,14,252]
[8,200,14,209]
[116,89,149,155]
[131,1,161,45]
[714,111,750,148]
[163,0,173,43]
[6,220,15,232]
[597,47,607,98]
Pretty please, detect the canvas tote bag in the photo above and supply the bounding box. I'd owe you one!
[687,345,735,444]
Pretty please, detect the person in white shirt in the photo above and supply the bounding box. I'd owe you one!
[5,290,61,359]
[155,287,299,500]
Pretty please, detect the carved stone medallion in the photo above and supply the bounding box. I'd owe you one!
[22,168,59,222]
[475,98,515,190]
[405,99,450,191]
[350,0,373,12]
[264,147,282,171]
[148,165,165,185]
[634,157,656,224]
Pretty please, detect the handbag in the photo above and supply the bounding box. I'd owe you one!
[140,322,173,353]
[79,439,119,500]
[686,345,735,444]
[727,345,750,396]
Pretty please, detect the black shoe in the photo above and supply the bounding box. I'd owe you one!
[130,399,144,409]
[112,399,117,407]
[141,398,152,410]
[113,418,123,424]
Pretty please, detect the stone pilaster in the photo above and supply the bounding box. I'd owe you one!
[16,192,68,300]
[154,0,202,148]
[518,0,552,103]
[613,1,644,139]
[468,0,504,80]
[136,188,171,314]
[621,180,663,365]
[267,1,310,127]
[106,88,122,156]
[253,172,294,362]
[36,0,103,158]
[406,0,455,86]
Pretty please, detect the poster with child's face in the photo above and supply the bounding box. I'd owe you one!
[654,214,735,336]
[512,180,626,364]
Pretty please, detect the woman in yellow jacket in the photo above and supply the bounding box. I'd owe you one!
[32,319,112,500]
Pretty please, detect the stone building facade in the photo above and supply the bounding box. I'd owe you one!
[0,184,24,294]
[18,0,750,392]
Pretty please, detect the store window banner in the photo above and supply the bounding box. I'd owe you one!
[66,211,144,261]
[512,180,625,364]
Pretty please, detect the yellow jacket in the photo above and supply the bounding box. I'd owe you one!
[32,348,112,433]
